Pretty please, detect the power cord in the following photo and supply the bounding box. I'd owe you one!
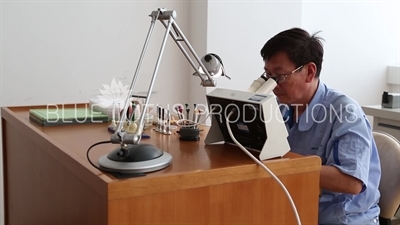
[225,110,301,225]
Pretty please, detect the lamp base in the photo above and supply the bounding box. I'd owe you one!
[98,144,172,174]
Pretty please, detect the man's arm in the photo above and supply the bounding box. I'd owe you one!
[320,165,363,195]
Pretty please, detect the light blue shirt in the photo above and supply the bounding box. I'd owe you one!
[281,81,381,224]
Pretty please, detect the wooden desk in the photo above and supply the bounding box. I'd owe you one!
[2,105,321,225]
[362,105,400,141]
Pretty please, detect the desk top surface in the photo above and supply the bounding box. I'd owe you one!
[362,105,400,121]
[2,104,321,199]
[363,104,400,112]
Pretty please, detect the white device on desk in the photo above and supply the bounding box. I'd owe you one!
[205,74,289,160]
[205,88,290,160]
[382,91,400,109]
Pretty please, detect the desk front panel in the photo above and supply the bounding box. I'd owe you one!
[108,171,320,225]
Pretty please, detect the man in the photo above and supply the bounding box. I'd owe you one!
[260,28,381,224]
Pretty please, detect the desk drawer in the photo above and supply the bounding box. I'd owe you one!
[373,118,400,141]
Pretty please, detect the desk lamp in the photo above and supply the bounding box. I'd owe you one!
[98,8,230,175]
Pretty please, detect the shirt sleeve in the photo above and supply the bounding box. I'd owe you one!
[325,102,373,193]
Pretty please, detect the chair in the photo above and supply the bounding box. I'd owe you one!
[373,130,400,225]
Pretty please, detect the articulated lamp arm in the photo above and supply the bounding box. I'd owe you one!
[111,8,229,146]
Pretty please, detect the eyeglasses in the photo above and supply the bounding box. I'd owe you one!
[262,65,304,83]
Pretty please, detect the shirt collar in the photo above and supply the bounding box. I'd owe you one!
[298,81,326,131]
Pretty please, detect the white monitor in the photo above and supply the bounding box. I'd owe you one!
[205,88,290,160]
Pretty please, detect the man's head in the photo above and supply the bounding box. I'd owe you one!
[260,28,324,106]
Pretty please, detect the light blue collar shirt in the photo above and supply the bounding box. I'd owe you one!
[281,81,381,224]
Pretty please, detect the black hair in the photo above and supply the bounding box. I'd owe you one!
[260,28,324,78]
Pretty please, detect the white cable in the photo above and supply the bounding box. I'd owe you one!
[225,110,301,225]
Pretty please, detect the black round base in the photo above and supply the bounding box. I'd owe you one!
[98,144,172,174]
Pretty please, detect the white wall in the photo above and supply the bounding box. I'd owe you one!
[1,2,191,106]
[0,2,191,223]
[188,1,303,120]
[1,0,399,223]
[188,1,209,113]
[301,1,400,106]
[206,1,303,91]
[200,1,400,106]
